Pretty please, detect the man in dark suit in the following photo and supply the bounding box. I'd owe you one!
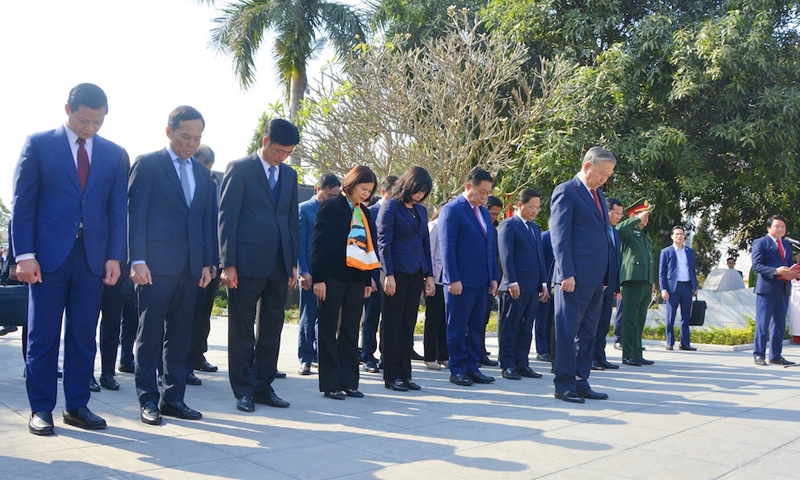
[534,230,554,362]
[297,173,341,375]
[361,176,397,373]
[592,197,623,371]
[479,195,504,367]
[12,83,128,435]
[188,144,220,383]
[439,167,499,386]
[617,199,654,367]
[659,226,699,351]
[497,188,548,380]
[219,119,300,413]
[550,146,615,403]
[751,215,797,366]
[129,106,215,425]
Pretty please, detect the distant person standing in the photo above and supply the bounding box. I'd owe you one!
[591,197,623,371]
[617,199,654,367]
[129,106,215,425]
[218,119,300,413]
[479,195,504,367]
[12,83,128,435]
[550,147,614,403]
[659,226,699,351]
[297,173,341,375]
[423,198,453,370]
[751,215,797,366]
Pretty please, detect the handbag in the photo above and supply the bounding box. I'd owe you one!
[689,295,706,327]
[0,283,29,327]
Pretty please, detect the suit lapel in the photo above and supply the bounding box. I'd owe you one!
[573,176,604,223]
[461,197,486,237]
[252,155,275,208]
[53,127,82,194]
[158,149,186,206]
[189,160,208,212]
[83,135,107,196]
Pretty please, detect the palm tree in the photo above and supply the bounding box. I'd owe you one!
[200,0,366,122]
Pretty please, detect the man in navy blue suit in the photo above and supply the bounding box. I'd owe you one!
[659,226,699,351]
[439,167,499,386]
[751,215,797,366]
[592,197,623,371]
[297,173,341,375]
[497,188,549,380]
[550,146,615,403]
[129,106,215,425]
[12,83,128,435]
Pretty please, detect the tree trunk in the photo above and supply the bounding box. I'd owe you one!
[287,72,306,166]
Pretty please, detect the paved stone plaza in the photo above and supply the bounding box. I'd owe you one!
[1,319,798,479]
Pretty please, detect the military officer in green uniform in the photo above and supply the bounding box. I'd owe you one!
[617,199,654,366]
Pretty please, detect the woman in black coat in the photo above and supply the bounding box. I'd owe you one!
[311,166,378,399]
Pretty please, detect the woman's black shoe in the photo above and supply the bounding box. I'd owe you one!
[385,379,409,392]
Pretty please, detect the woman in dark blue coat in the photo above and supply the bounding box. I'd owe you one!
[377,166,435,391]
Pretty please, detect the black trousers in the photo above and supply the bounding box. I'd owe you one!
[190,273,219,367]
[227,255,288,399]
[318,276,364,392]
[424,284,449,362]
[99,264,137,375]
[382,271,424,382]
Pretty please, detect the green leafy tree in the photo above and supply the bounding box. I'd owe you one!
[692,215,722,279]
[199,0,366,128]
[0,198,10,244]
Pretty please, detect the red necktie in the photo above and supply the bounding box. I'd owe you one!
[473,206,487,235]
[778,238,785,261]
[591,189,603,216]
[76,138,90,192]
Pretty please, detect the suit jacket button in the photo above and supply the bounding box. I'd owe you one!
[74,222,79,226]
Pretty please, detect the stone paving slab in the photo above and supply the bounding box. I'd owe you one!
[0,317,798,479]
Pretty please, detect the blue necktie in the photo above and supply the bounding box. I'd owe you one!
[179,158,192,205]
[268,166,277,189]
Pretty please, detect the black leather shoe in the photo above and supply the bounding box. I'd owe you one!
[99,373,119,390]
[554,391,585,403]
[411,350,424,361]
[403,380,421,391]
[502,367,521,380]
[536,353,552,362]
[516,366,543,378]
[253,391,290,408]
[577,389,609,400]
[362,361,379,373]
[599,360,620,370]
[754,355,767,366]
[29,411,54,436]
[298,362,311,375]
[63,407,106,430]
[140,402,162,425]
[0,325,19,336]
[385,379,409,391]
[679,345,697,351]
[275,370,287,379]
[770,356,796,366]
[324,391,345,400]
[666,345,674,351]
[637,358,655,365]
[623,358,642,366]
[186,372,202,386]
[591,361,605,371]
[237,396,255,412]
[118,363,134,374]
[480,356,499,367]
[89,376,101,392]
[344,389,365,398]
[468,372,496,384]
[613,342,623,351]
[160,401,202,420]
[449,374,473,386]
[195,359,218,372]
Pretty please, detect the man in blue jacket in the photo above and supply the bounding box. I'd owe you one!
[659,226,699,351]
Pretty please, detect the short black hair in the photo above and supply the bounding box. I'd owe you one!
[606,197,623,210]
[342,165,378,196]
[318,173,341,190]
[767,214,787,228]
[193,145,215,166]
[264,118,300,146]
[168,106,205,131]
[392,166,433,204]
[485,195,503,209]
[466,167,493,187]
[381,175,398,194]
[517,188,540,205]
[67,83,108,112]
[671,225,685,235]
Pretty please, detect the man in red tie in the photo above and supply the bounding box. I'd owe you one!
[11,83,128,435]
[751,215,797,366]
